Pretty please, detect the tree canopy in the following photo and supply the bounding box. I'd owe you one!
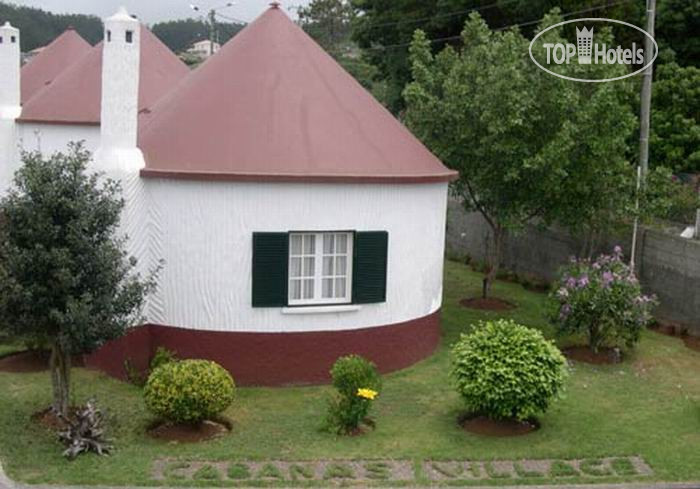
[404,12,636,293]
[151,18,244,54]
[0,2,101,50]
[0,144,155,415]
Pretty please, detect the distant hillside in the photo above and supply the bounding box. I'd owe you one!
[0,2,102,50]
[0,2,245,55]
[151,18,245,54]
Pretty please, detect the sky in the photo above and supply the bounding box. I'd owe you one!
[7,0,309,24]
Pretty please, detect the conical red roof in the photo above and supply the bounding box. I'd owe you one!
[139,6,455,183]
[18,27,189,125]
[21,28,92,105]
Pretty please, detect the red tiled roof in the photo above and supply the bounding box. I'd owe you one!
[21,29,92,105]
[18,26,189,126]
[138,6,456,184]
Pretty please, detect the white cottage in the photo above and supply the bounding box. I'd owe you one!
[1,5,456,385]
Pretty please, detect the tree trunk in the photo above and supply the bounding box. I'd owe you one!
[50,340,71,417]
[483,225,504,299]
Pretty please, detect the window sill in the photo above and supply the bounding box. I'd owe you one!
[282,305,361,315]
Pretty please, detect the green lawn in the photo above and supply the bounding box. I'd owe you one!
[0,260,699,486]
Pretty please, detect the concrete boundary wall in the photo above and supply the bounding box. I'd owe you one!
[445,200,700,335]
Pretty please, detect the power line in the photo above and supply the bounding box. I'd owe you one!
[358,0,520,30]
[364,0,635,51]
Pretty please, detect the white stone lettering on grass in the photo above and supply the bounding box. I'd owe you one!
[152,456,651,483]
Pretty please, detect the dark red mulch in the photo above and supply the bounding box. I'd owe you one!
[562,346,622,365]
[148,418,231,443]
[459,297,516,311]
[31,407,82,431]
[0,350,85,373]
[458,413,539,437]
[0,350,50,373]
[650,322,700,353]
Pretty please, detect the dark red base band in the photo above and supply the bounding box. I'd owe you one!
[84,310,441,386]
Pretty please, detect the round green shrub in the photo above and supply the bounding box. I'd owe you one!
[144,359,235,424]
[451,319,567,421]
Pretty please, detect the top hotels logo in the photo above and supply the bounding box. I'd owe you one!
[529,18,658,82]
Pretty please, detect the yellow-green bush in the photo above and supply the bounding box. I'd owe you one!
[144,359,235,424]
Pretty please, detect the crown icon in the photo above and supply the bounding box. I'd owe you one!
[576,26,594,64]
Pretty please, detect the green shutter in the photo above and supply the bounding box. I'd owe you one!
[252,232,289,307]
[352,231,388,304]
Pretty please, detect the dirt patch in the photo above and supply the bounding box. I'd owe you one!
[0,350,50,373]
[31,407,83,431]
[148,418,231,443]
[562,346,622,365]
[459,297,515,311]
[650,322,700,353]
[458,414,539,437]
[0,350,84,373]
[682,335,700,353]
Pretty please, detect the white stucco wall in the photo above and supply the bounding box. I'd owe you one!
[142,180,448,333]
[16,122,100,156]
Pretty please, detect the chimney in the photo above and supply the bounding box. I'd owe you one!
[0,22,20,195]
[0,21,20,117]
[96,7,143,170]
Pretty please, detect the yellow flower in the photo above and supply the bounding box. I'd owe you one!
[357,388,378,400]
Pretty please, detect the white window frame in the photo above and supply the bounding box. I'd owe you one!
[288,231,354,306]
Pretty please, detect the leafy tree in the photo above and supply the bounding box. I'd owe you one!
[150,18,244,54]
[298,0,355,55]
[0,144,155,416]
[650,63,700,174]
[350,0,642,113]
[404,12,636,296]
[656,0,700,67]
[0,2,102,50]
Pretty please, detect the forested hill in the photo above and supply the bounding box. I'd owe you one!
[0,2,245,53]
[0,2,102,50]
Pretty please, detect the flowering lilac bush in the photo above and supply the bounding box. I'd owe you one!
[550,246,657,352]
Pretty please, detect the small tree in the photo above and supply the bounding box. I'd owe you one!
[0,143,154,416]
[404,12,635,297]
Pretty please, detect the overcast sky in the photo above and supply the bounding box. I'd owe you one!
[7,0,309,24]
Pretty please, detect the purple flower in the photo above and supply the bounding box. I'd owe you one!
[602,271,614,287]
[577,275,589,288]
[614,245,623,255]
[566,277,577,289]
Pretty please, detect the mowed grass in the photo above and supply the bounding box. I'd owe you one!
[0,260,699,486]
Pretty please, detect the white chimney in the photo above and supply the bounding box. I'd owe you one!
[0,21,21,196]
[0,22,20,117]
[94,7,144,172]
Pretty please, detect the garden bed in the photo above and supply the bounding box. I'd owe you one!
[0,261,698,486]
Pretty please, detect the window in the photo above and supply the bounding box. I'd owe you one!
[288,232,353,305]
[106,30,111,42]
[251,231,387,308]
[10,35,16,43]
[125,30,133,43]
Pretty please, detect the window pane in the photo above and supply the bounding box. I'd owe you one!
[303,257,314,276]
[323,234,335,254]
[336,234,347,253]
[290,280,301,300]
[336,256,346,275]
[303,279,314,299]
[290,257,302,277]
[290,235,302,255]
[303,234,315,254]
[335,278,346,298]
[323,257,334,276]
[322,278,333,298]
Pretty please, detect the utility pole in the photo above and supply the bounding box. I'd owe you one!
[631,0,656,268]
[639,0,656,181]
[190,2,235,57]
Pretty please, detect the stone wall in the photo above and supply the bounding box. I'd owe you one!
[446,200,700,335]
